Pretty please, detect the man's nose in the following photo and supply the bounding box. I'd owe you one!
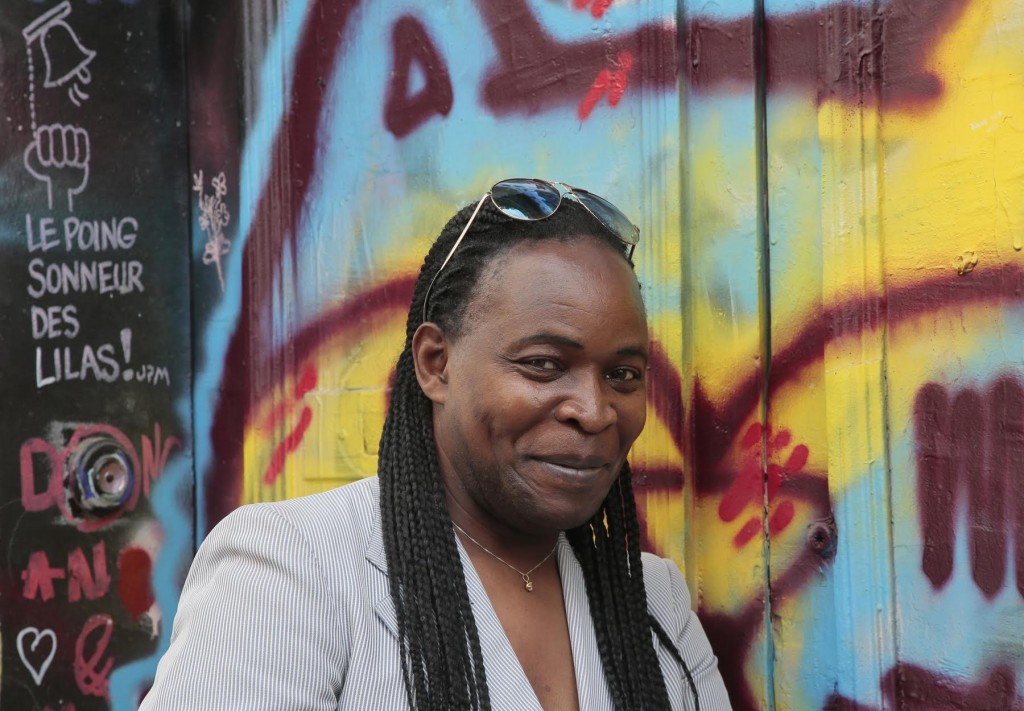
[554,372,616,433]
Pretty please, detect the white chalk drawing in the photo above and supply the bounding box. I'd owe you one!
[22,1,95,211]
[17,627,57,686]
[24,123,91,212]
[23,1,95,109]
[193,170,232,291]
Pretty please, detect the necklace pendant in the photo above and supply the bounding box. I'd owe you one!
[525,579,534,592]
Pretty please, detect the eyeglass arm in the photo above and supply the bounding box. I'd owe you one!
[421,191,490,324]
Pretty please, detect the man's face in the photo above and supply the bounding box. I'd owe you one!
[431,237,648,536]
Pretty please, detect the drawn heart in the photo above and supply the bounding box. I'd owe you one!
[17,627,57,686]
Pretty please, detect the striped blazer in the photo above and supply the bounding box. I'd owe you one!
[141,477,732,710]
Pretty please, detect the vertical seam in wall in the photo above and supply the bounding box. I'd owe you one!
[753,0,777,708]
[869,2,904,705]
[675,0,699,601]
[182,0,199,554]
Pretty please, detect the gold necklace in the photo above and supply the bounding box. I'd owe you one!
[451,521,558,592]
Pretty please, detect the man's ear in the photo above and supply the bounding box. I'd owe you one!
[412,321,450,404]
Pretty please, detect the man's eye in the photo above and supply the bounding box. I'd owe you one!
[607,367,642,382]
[523,358,560,370]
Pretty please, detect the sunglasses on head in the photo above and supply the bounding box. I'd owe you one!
[422,178,640,323]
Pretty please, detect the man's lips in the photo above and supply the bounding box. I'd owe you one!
[532,454,609,471]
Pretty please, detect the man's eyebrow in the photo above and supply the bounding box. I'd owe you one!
[511,333,584,350]
[616,346,649,362]
[510,334,649,362]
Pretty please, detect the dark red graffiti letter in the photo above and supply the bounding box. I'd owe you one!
[21,550,66,601]
[915,383,955,589]
[384,16,453,138]
[67,541,111,602]
[20,438,62,511]
[915,378,1024,598]
[141,422,181,497]
[984,377,1024,598]
[74,614,114,697]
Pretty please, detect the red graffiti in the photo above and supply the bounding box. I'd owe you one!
[21,551,65,602]
[573,0,615,19]
[384,15,453,138]
[209,275,414,525]
[914,376,1024,598]
[263,407,314,485]
[479,0,673,117]
[718,422,808,547]
[74,614,114,698]
[68,541,111,602]
[212,0,361,513]
[20,423,179,531]
[577,50,634,120]
[478,0,967,118]
[824,663,1024,710]
[693,266,1024,708]
[262,364,318,485]
[209,0,971,522]
[21,542,110,603]
[140,422,181,499]
[117,547,155,620]
[262,363,318,432]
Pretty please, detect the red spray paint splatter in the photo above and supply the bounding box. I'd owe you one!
[577,50,634,120]
[573,0,615,20]
[117,547,154,621]
[262,363,319,485]
[718,422,808,547]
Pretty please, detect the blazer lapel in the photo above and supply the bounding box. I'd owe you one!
[365,503,401,640]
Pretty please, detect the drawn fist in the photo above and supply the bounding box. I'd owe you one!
[24,123,90,211]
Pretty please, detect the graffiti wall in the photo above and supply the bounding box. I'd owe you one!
[2,0,1023,709]
[0,1,192,710]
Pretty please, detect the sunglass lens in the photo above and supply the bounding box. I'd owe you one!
[491,179,561,220]
[573,189,640,246]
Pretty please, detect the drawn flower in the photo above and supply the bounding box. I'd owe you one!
[193,170,231,292]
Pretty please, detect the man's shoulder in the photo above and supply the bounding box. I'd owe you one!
[263,476,380,537]
[640,550,692,613]
[207,476,381,565]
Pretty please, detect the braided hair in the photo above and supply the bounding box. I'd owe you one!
[377,196,697,710]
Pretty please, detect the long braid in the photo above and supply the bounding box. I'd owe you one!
[567,463,675,709]
[378,196,693,709]
[604,477,643,702]
[379,202,513,710]
[617,464,686,700]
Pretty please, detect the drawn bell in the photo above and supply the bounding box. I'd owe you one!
[22,1,96,89]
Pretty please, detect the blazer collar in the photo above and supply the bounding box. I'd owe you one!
[364,485,389,577]
[363,484,400,639]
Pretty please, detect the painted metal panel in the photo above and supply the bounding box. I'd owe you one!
[762,0,1024,709]
[882,0,1024,706]
[678,2,772,709]
[0,2,193,709]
